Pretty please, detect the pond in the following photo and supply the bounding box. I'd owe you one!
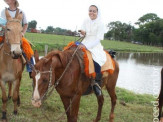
[116,52,163,95]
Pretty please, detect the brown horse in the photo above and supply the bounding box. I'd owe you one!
[31,49,119,122]
[158,68,163,121]
[0,9,25,120]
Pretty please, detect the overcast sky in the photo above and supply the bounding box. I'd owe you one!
[0,0,163,31]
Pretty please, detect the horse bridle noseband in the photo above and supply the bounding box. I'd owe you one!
[32,36,85,102]
[31,64,55,102]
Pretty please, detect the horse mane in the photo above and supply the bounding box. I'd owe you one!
[42,50,75,67]
[45,50,61,59]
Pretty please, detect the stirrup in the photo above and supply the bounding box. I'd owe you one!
[94,83,101,90]
[93,84,102,96]
[91,80,102,96]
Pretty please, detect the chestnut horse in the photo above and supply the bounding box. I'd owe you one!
[158,68,163,121]
[0,9,25,120]
[31,49,119,122]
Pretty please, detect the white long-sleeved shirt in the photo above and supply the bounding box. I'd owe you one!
[81,18,107,66]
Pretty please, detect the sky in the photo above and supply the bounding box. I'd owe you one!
[0,0,163,31]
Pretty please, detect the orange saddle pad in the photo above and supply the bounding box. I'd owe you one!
[84,50,115,78]
[64,41,115,78]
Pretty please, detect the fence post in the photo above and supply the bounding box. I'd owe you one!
[45,45,48,56]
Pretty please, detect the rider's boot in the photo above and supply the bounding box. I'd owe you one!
[92,73,102,96]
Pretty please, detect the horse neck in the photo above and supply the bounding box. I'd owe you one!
[54,53,80,88]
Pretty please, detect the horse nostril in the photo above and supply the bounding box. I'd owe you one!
[12,51,21,59]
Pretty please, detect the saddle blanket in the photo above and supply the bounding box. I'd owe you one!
[64,41,115,78]
[84,49,115,78]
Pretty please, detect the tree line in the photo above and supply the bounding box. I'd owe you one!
[28,13,163,47]
[27,21,75,36]
[105,13,163,47]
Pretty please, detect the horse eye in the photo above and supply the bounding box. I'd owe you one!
[7,28,10,31]
[43,79,48,83]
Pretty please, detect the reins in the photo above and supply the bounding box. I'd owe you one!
[40,36,85,102]
[33,36,85,121]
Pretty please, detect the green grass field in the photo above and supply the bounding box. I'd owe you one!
[0,71,155,122]
[25,33,163,53]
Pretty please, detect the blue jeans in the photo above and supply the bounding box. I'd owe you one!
[93,60,101,74]
[23,53,35,72]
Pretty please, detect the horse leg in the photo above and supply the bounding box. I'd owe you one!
[0,81,8,120]
[60,95,81,122]
[60,96,71,121]
[17,77,21,107]
[8,82,12,99]
[12,80,20,115]
[106,86,117,122]
[94,95,104,122]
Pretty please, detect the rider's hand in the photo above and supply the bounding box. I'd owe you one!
[78,44,86,49]
[78,30,86,36]
[21,32,24,37]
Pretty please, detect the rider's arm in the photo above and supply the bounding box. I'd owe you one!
[21,10,28,36]
[22,23,28,37]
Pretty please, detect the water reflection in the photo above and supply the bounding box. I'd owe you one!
[116,53,163,66]
[116,53,163,95]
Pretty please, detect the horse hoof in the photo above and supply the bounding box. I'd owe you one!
[2,119,7,122]
[13,111,17,115]
[1,112,7,120]
[1,117,7,120]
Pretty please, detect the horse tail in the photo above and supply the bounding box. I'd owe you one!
[158,68,163,120]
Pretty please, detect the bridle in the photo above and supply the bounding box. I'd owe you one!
[4,19,22,55]
[32,36,85,102]
[5,19,22,45]
[32,65,53,102]
[31,36,85,121]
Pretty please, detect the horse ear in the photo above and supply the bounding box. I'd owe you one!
[34,50,39,63]
[16,12,23,21]
[5,8,12,21]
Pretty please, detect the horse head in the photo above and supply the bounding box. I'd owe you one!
[31,50,63,107]
[4,9,23,59]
